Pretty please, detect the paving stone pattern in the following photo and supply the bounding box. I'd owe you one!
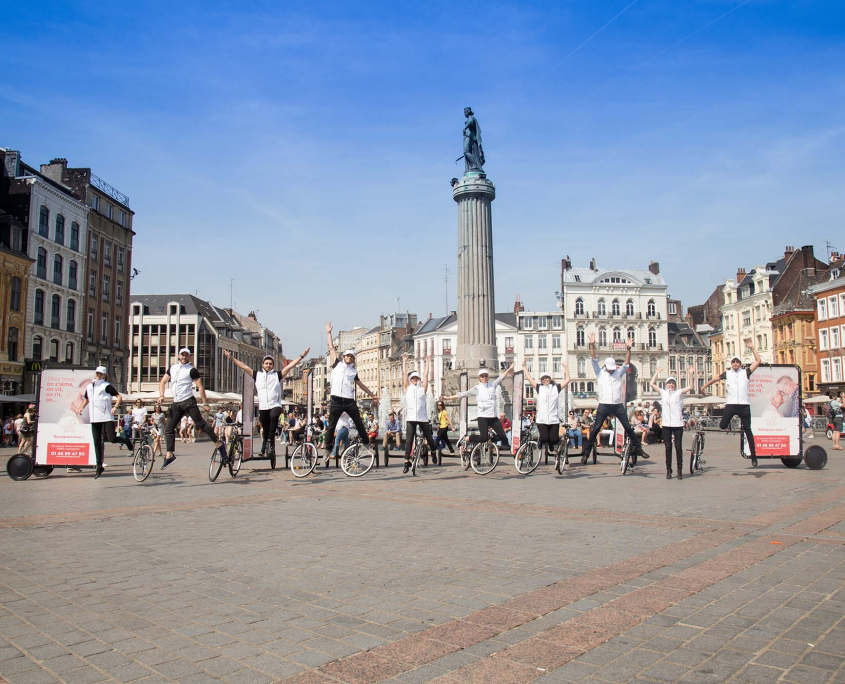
[0,432,843,683]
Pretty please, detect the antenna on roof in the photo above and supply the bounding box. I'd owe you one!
[827,240,837,263]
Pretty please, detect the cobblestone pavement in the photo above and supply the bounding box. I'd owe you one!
[0,433,843,684]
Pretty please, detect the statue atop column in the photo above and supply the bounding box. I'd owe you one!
[460,107,485,174]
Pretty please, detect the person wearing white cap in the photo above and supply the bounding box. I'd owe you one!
[223,346,310,458]
[441,363,516,450]
[75,366,133,479]
[158,347,226,469]
[581,333,640,465]
[701,339,762,466]
[523,361,571,461]
[322,323,379,461]
[650,366,696,479]
[401,352,436,474]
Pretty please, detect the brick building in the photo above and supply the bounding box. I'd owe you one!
[0,210,34,394]
[808,272,845,395]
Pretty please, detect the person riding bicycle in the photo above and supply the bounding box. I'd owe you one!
[402,352,437,474]
[223,347,309,458]
[441,364,515,452]
[322,322,379,463]
[700,338,762,466]
[158,348,227,470]
[581,334,642,466]
[650,365,696,480]
[75,366,134,479]
[523,362,571,461]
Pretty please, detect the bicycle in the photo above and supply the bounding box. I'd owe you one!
[469,435,500,475]
[209,439,241,482]
[554,434,571,474]
[619,434,634,475]
[514,427,541,475]
[290,427,319,478]
[408,427,431,476]
[339,436,375,477]
[689,430,706,475]
[132,427,157,482]
[456,432,472,470]
[227,423,245,471]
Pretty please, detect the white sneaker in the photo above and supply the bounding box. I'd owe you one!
[806,435,814,439]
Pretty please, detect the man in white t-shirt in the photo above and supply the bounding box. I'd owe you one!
[701,339,762,466]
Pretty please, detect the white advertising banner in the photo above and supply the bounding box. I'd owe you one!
[511,371,524,455]
[35,369,97,466]
[744,365,801,457]
[241,371,255,460]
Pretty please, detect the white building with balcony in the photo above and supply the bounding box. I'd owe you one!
[561,258,669,399]
[23,175,88,367]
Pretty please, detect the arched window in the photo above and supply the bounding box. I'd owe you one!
[627,326,635,341]
[577,357,586,377]
[7,327,19,362]
[626,299,634,316]
[648,328,657,347]
[37,247,47,279]
[650,358,657,375]
[39,206,49,236]
[612,327,622,343]
[32,335,43,361]
[597,299,606,316]
[69,260,78,290]
[599,328,607,347]
[49,339,59,362]
[55,215,65,245]
[65,342,74,363]
[587,381,595,393]
[611,299,620,316]
[66,299,76,333]
[53,254,63,285]
[576,327,585,346]
[647,300,656,317]
[70,222,80,251]
[51,294,61,329]
[34,289,45,325]
[575,298,584,316]
[10,277,21,311]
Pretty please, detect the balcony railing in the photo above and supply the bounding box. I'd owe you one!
[442,348,452,356]
[504,346,514,354]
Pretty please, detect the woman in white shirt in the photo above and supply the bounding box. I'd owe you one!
[442,364,515,450]
[650,366,696,480]
[523,362,570,460]
[401,353,436,474]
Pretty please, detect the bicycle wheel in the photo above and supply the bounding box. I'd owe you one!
[411,441,420,476]
[514,441,540,474]
[459,439,470,470]
[341,444,374,477]
[290,443,318,477]
[689,435,699,475]
[621,441,631,475]
[209,447,224,482]
[32,465,53,478]
[133,445,154,482]
[229,441,242,477]
[470,442,499,475]
[556,439,570,474]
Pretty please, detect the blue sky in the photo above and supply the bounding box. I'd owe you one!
[3,0,844,355]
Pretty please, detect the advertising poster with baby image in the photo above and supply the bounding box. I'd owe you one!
[35,369,97,466]
[745,365,801,456]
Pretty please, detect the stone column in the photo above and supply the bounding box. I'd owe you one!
[453,173,497,372]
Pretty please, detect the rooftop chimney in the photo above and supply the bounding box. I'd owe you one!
[589,257,596,271]
[648,261,660,275]
[247,311,258,321]
[801,245,816,275]
[513,296,524,314]
[736,268,747,283]
[784,246,795,261]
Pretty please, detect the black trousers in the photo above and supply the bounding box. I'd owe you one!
[436,427,454,453]
[663,426,683,471]
[719,404,756,456]
[584,403,640,459]
[164,398,217,453]
[324,396,369,450]
[536,423,560,449]
[258,407,283,453]
[405,421,436,459]
[91,421,133,468]
[478,416,510,449]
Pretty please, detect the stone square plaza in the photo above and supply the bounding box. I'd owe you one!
[1,435,844,684]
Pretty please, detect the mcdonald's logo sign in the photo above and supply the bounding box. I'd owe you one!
[25,361,42,372]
